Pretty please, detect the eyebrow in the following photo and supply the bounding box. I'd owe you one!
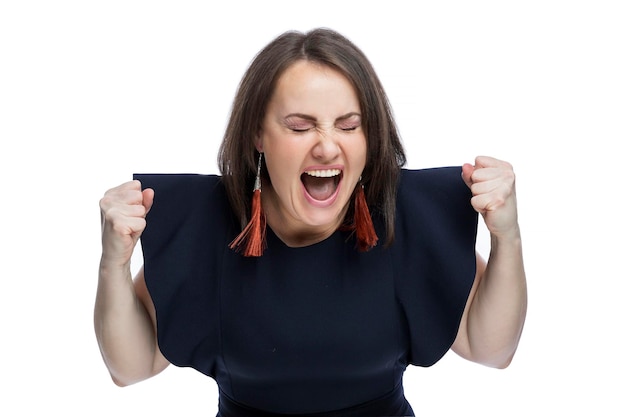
[284,112,361,122]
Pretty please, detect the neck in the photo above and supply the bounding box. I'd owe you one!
[261,185,347,248]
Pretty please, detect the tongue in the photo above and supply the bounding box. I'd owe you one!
[302,175,337,201]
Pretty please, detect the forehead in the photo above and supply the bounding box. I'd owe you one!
[269,60,360,111]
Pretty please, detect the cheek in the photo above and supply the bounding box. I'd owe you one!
[349,136,368,168]
[264,152,298,190]
[264,138,302,175]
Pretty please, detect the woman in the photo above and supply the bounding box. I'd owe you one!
[95,28,527,416]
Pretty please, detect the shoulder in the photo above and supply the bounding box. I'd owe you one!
[396,167,473,224]
[133,173,235,258]
[133,173,225,200]
[391,166,477,276]
[133,173,230,218]
[398,166,468,197]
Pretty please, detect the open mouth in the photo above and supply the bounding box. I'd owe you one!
[301,169,342,201]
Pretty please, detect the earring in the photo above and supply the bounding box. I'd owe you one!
[352,178,378,251]
[229,152,267,256]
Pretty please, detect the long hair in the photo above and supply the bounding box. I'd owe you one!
[218,28,406,246]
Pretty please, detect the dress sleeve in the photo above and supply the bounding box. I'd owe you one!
[133,173,234,377]
[392,167,478,367]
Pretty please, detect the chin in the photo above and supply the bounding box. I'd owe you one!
[300,202,349,229]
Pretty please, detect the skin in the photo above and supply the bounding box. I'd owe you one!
[452,157,527,367]
[255,61,367,247]
[94,62,527,387]
[95,183,167,386]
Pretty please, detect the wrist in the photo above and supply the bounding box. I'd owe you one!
[489,226,523,261]
[99,255,132,277]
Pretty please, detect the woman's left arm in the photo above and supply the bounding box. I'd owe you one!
[452,156,528,368]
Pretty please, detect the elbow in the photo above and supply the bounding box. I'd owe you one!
[478,346,519,369]
[490,355,514,370]
[109,368,150,387]
[456,336,520,369]
[112,376,130,387]
[111,373,136,387]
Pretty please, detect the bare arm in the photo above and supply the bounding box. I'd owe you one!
[452,157,528,368]
[94,181,169,386]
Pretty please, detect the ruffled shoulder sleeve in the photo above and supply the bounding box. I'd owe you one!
[133,173,235,377]
[392,167,478,367]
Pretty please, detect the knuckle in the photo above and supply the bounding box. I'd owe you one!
[493,195,506,208]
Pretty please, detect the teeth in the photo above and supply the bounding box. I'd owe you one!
[304,169,341,178]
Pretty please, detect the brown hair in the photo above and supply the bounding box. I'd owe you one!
[218,28,406,246]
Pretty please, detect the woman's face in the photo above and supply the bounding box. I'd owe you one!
[256,60,367,245]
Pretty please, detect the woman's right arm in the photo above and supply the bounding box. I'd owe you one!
[94,180,169,386]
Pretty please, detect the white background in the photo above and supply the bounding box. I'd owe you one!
[1,1,625,415]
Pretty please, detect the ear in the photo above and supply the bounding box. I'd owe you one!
[254,131,263,153]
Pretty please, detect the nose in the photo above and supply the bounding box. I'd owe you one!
[311,129,340,162]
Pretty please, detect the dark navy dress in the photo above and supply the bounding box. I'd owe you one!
[134,167,478,417]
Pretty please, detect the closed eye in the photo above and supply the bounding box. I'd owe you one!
[336,114,361,132]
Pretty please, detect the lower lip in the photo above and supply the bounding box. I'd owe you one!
[302,179,342,208]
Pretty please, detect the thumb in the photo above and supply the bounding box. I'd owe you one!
[461,163,475,189]
[142,188,154,216]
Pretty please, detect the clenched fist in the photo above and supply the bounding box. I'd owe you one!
[462,156,520,240]
[99,180,154,268]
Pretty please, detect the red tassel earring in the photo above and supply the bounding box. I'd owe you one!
[353,178,378,252]
[229,153,267,257]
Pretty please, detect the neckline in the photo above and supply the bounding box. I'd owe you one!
[266,224,349,252]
